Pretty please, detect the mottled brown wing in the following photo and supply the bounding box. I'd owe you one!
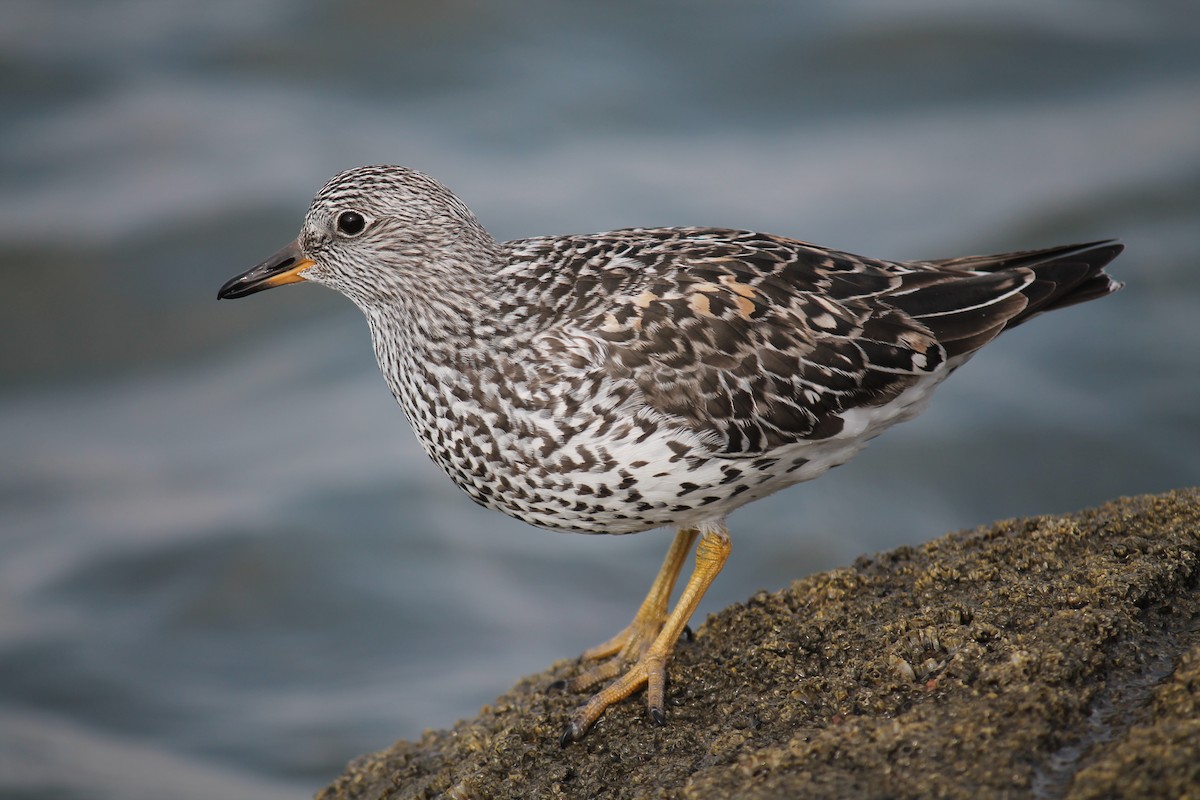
[505,230,1120,457]
[571,230,953,455]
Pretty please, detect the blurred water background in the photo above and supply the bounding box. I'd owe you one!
[2,0,1198,797]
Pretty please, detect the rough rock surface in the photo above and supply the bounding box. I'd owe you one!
[317,489,1200,799]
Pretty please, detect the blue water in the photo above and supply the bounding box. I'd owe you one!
[3,1,1199,796]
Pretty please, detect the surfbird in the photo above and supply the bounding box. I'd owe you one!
[218,165,1123,745]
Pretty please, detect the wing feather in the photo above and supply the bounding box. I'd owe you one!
[500,229,1121,455]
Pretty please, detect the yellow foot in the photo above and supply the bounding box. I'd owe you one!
[555,526,730,746]
[559,652,667,747]
[551,616,675,746]
[549,526,695,693]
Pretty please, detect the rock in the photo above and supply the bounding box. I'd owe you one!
[317,489,1200,799]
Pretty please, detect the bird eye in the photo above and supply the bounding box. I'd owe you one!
[336,210,366,236]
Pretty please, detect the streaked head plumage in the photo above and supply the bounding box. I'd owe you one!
[295,165,496,304]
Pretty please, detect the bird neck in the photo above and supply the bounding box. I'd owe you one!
[351,223,506,347]
[361,281,499,447]
[356,232,507,430]
[360,272,500,359]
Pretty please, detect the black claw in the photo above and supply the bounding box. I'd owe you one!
[650,707,666,726]
[559,722,582,748]
[681,625,695,642]
[548,678,568,692]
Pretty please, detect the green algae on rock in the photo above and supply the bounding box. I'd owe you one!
[317,489,1200,800]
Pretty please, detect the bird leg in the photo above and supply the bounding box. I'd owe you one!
[574,527,698,669]
[559,525,730,745]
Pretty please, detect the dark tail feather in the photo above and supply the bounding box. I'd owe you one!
[891,240,1123,360]
[999,240,1124,326]
[924,239,1123,276]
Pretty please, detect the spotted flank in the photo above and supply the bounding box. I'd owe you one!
[219,164,1123,743]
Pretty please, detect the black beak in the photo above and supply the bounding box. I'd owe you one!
[218,239,315,299]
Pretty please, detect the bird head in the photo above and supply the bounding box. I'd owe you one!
[218,165,496,310]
